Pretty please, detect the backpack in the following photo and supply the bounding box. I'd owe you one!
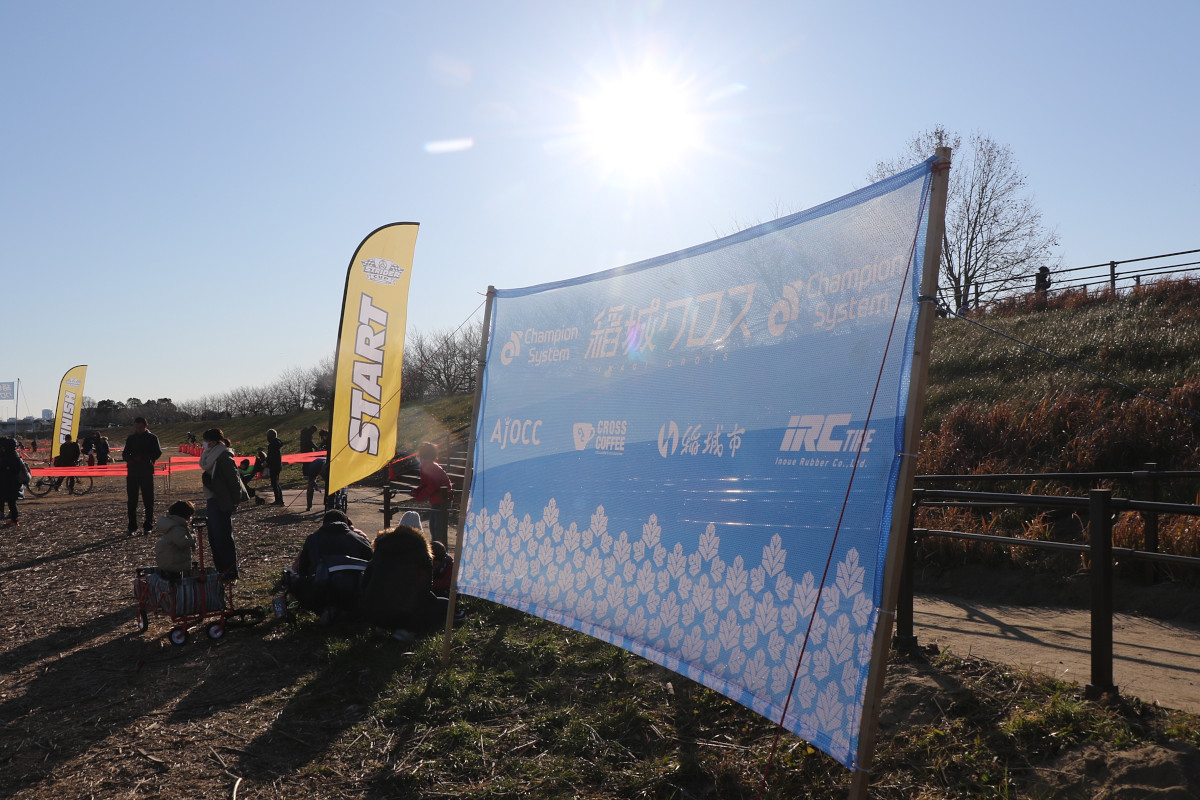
[18,458,32,486]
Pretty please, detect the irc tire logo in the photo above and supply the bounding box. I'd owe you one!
[768,281,805,337]
[657,421,680,458]
[499,331,523,365]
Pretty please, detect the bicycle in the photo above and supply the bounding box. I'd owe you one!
[27,462,93,497]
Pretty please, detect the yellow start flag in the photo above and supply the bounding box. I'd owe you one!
[53,364,88,462]
[327,223,418,494]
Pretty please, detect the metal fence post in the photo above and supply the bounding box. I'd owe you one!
[1140,462,1160,584]
[893,502,918,652]
[381,486,394,530]
[1085,488,1118,700]
[1109,260,1117,292]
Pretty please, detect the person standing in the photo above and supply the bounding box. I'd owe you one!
[199,428,248,580]
[266,428,285,506]
[299,425,317,454]
[409,442,454,548]
[122,416,162,536]
[54,434,81,490]
[95,435,111,466]
[0,437,25,527]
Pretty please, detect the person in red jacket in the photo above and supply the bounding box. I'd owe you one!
[409,442,453,548]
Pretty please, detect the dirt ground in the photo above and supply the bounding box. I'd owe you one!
[2,475,1199,798]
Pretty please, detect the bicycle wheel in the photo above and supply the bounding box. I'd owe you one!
[70,476,93,495]
[27,476,53,498]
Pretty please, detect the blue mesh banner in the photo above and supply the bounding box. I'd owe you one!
[459,158,935,767]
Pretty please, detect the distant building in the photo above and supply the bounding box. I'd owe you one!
[41,409,53,420]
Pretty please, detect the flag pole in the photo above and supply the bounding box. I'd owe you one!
[848,147,951,800]
[441,286,495,666]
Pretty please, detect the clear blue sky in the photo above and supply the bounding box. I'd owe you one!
[3,1,1196,418]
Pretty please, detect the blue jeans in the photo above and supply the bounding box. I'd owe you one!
[205,499,238,579]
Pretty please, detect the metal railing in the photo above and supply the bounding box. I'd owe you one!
[895,472,1200,700]
[958,247,1200,309]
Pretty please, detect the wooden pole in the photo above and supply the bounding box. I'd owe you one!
[849,148,951,800]
[440,286,495,667]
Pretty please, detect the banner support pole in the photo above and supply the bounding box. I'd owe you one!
[441,287,495,667]
[849,147,951,800]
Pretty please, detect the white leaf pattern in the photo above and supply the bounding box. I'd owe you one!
[749,566,766,593]
[836,548,864,598]
[828,615,854,664]
[852,592,873,627]
[699,524,719,560]
[816,683,844,730]
[458,499,884,773]
[821,585,841,616]
[762,535,786,577]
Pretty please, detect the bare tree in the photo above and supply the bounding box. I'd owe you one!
[407,324,480,398]
[401,331,433,402]
[306,355,336,411]
[868,127,1058,310]
[274,366,311,412]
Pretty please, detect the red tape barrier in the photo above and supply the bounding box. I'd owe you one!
[29,451,326,477]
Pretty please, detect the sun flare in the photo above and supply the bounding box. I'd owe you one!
[577,66,703,183]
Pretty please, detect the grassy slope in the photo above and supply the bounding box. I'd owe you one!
[926,283,1200,429]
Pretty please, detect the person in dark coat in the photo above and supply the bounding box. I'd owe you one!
[360,522,447,641]
[0,437,25,527]
[266,428,284,506]
[122,416,162,535]
[299,425,317,454]
[53,434,81,490]
[286,510,373,621]
[95,435,111,466]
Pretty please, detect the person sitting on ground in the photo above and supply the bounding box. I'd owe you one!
[238,455,268,505]
[284,509,373,623]
[154,500,196,582]
[360,518,448,642]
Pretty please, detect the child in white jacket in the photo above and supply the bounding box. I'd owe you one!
[154,500,196,581]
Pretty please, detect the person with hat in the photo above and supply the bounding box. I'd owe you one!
[122,416,162,536]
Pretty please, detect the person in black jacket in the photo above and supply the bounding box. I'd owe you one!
[0,437,24,527]
[266,428,284,506]
[53,434,82,490]
[286,510,373,621]
[299,425,317,454]
[122,417,162,535]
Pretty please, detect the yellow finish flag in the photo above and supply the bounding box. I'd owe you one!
[52,365,88,461]
[327,223,419,494]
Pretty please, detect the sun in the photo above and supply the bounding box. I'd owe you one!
[577,66,703,184]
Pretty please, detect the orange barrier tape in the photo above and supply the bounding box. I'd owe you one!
[29,451,327,477]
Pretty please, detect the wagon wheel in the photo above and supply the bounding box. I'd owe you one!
[168,626,188,646]
[135,610,149,633]
[205,620,226,640]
